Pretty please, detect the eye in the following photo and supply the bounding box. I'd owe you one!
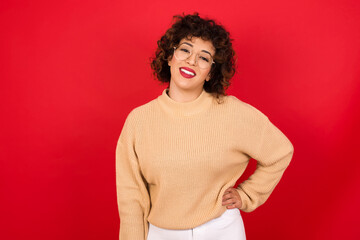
[199,56,210,62]
[180,48,190,53]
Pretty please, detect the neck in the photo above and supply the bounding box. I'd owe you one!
[157,87,215,117]
[167,87,204,103]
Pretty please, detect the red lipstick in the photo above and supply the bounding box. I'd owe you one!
[179,67,196,78]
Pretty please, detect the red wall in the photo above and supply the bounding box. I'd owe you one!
[1,0,359,239]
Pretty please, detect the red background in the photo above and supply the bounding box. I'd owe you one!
[1,0,359,239]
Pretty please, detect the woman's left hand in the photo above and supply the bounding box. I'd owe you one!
[222,187,242,209]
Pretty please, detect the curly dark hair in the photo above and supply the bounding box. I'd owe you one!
[150,12,237,102]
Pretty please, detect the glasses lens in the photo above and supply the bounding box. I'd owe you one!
[174,45,191,60]
[174,44,213,69]
[198,53,212,69]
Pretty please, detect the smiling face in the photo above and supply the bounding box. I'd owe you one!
[168,37,215,94]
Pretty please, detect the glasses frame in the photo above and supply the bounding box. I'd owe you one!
[173,44,215,69]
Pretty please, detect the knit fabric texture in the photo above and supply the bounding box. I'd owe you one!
[115,88,294,240]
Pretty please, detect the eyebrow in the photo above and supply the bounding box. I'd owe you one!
[181,42,213,57]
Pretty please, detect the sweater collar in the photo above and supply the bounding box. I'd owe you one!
[157,88,214,117]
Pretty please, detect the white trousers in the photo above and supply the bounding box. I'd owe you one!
[146,208,246,240]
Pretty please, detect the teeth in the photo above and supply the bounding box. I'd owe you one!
[180,68,195,76]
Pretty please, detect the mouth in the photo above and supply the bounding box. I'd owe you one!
[179,67,196,78]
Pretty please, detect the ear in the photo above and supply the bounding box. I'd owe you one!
[167,55,173,66]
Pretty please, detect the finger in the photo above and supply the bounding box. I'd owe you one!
[222,194,233,202]
[226,203,236,209]
[222,198,232,204]
[222,192,231,199]
[222,198,236,206]
[223,188,235,196]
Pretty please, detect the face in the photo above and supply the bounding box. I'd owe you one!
[168,37,215,93]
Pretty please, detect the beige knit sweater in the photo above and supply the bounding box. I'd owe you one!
[115,88,294,240]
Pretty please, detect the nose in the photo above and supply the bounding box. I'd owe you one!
[186,53,197,66]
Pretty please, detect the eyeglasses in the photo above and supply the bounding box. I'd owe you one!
[173,43,215,69]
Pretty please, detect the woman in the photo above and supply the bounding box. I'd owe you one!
[116,13,294,240]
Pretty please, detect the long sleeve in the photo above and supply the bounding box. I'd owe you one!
[236,116,294,212]
[113,89,294,229]
[115,110,150,240]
